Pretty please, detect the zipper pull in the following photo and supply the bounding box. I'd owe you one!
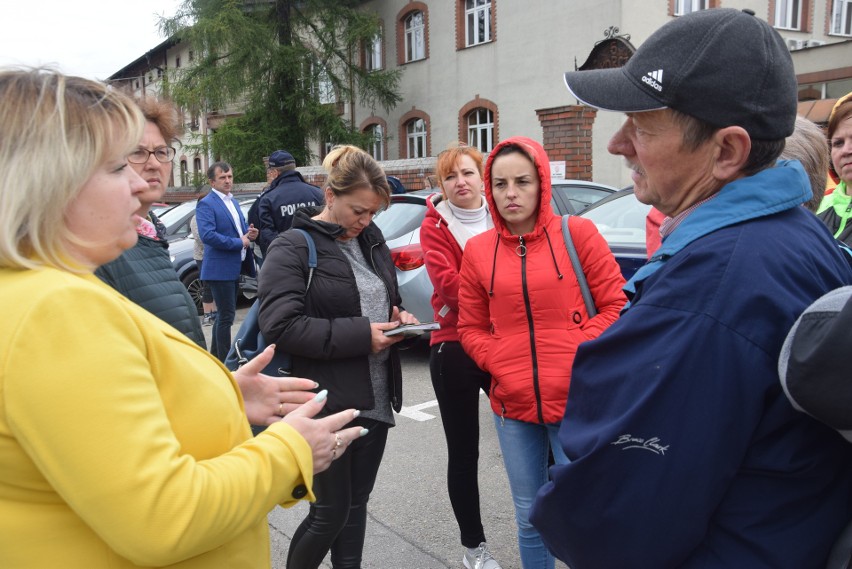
[500,404,506,426]
[515,235,527,257]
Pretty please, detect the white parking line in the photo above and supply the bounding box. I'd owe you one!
[396,399,439,422]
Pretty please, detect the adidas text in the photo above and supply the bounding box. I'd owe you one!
[641,75,662,92]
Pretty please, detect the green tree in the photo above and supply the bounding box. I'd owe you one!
[160,0,402,182]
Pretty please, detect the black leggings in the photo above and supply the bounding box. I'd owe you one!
[430,341,492,548]
[286,418,389,569]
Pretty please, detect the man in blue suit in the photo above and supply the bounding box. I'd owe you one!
[196,161,258,361]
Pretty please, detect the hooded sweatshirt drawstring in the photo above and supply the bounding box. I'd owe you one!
[543,227,564,280]
[488,233,500,296]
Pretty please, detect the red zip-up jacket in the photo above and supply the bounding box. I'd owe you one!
[458,136,626,424]
[420,192,493,345]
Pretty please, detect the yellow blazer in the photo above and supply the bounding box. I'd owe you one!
[0,267,315,568]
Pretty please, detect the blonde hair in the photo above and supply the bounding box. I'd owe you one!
[780,116,829,212]
[436,142,483,198]
[322,145,391,208]
[0,68,145,271]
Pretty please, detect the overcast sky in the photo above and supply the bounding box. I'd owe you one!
[1,1,182,80]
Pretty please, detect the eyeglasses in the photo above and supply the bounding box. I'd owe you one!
[128,146,176,164]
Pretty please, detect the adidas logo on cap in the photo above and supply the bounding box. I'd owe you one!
[641,69,663,92]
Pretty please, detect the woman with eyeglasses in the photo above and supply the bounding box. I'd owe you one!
[95,98,205,347]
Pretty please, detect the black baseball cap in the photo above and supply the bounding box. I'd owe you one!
[563,8,797,140]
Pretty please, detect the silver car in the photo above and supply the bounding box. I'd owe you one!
[371,180,618,325]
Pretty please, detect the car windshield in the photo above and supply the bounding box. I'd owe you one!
[373,202,425,241]
[158,201,196,230]
[583,193,652,246]
[552,183,614,213]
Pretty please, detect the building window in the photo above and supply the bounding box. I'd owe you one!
[465,0,492,46]
[180,160,188,186]
[188,50,194,62]
[774,0,802,29]
[405,11,426,62]
[406,119,427,158]
[157,68,164,79]
[193,157,202,176]
[175,55,181,68]
[832,0,852,35]
[467,108,494,153]
[674,0,708,15]
[316,66,336,104]
[367,124,384,161]
[366,32,383,71]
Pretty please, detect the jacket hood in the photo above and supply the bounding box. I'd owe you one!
[484,136,554,239]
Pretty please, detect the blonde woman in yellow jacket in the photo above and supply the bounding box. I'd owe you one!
[0,69,366,568]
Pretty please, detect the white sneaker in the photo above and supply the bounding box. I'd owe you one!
[463,542,502,569]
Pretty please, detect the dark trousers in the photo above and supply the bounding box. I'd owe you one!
[286,419,389,569]
[430,341,492,548]
[207,279,238,361]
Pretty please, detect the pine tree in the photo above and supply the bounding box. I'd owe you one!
[160,0,402,182]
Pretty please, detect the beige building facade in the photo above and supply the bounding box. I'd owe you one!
[108,0,852,190]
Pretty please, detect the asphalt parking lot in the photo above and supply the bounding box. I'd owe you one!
[205,305,570,569]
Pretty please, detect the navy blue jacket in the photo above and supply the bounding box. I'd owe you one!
[256,170,323,255]
[531,161,852,568]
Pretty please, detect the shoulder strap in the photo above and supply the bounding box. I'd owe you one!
[561,214,598,317]
[291,228,318,291]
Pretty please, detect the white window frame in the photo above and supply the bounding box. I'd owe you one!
[775,0,802,29]
[675,0,707,15]
[832,0,852,35]
[366,33,383,71]
[465,0,491,47]
[467,108,494,153]
[367,124,384,161]
[406,119,426,158]
[405,12,426,62]
[317,67,336,105]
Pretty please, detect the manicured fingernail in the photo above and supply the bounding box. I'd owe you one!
[312,381,319,389]
[313,389,328,402]
[353,410,361,418]
[359,428,369,437]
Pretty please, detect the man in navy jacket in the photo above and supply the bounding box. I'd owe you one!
[255,150,323,256]
[196,161,258,360]
[530,9,852,568]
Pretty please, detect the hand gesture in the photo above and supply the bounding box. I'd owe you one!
[282,390,368,473]
[232,345,318,425]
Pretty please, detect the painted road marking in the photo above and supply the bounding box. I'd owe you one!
[396,399,439,422]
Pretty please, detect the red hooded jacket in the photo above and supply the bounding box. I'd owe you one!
[458,136,627,424]
[420,192,493,345]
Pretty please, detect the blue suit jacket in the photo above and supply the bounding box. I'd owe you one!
[196,192,256,281]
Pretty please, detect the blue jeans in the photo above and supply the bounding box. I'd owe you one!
[207,279,238,362]
[492,415,569,569]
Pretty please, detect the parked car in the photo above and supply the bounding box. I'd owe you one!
[167,195,260,313]
[577,187,651,280]
[371,179,619,325]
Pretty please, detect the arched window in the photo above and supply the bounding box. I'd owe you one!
[405,11,426,62]
[366,31,383,71]
[180,159,188,186]
[467,108,494,153]
[406,119,427,158]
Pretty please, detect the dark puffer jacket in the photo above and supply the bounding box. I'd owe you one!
[257,207,403,414]
[95,232,205,348]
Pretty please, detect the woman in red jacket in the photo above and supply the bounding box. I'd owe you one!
[420,143,501,569]
[458,136,626,569]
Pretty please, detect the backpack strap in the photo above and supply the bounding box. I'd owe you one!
[561,214,598,317]
[291,228,318,291]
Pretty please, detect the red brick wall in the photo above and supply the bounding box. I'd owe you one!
[535,105,597,181]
